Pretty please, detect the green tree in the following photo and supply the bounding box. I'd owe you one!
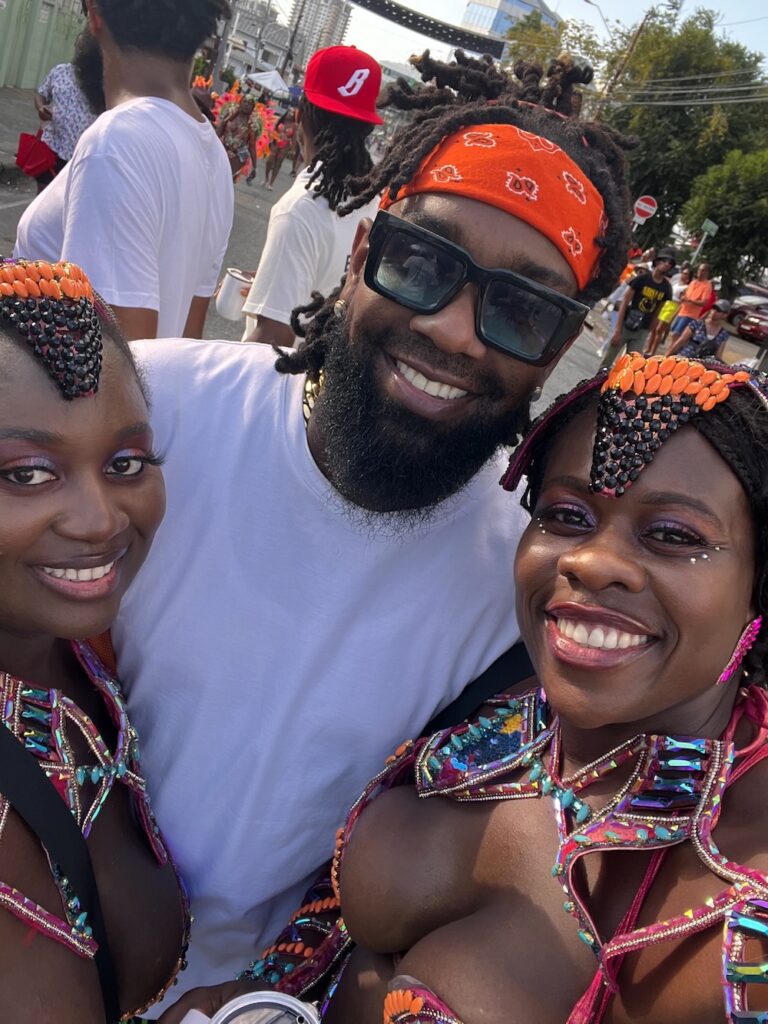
[505,10,614,88]
[603,8,768,246]
[681,148,768,293]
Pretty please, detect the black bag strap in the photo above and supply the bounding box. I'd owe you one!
[0,722,120,1023]
[424,641,535,734]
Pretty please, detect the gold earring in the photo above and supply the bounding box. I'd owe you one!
[333,299,347,319]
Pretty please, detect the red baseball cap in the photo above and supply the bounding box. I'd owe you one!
[303,45,383,125]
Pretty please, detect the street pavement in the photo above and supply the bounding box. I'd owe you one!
[0,153,757,408]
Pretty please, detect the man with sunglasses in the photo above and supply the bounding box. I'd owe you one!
[115,59,631,1015]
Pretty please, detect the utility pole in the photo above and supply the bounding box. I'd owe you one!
[254,0,273,69]
[213,9,236,91]
[594,10,650,119]
[281,0,310,77]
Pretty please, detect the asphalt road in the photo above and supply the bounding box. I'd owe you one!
[0,164,756,408]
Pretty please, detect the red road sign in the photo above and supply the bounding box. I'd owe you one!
[633,195,658,221]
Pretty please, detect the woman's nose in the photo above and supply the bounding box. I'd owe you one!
[557,530,647,594]
[55,474,130,545]
[408,284,487,360]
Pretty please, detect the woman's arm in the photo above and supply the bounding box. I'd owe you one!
[666,323,693,356]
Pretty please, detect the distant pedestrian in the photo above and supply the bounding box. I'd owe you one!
[668,300,732,360]
[647,265,690,355]
[218,94,260,179]
[598,249,675,369]
[668,262,715,342]
[14,0,234,341]
[32,39,101,192]
[241,45,382,347]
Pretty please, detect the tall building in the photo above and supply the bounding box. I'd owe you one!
[289,0,352,70]
[462,0,559,41]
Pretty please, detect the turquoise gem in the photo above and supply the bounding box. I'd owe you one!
[560,788,575,808]
[283,962,294,973]
[479,716,493,730]
[90,767,102,784]
[440,745,452,757]
[575,803,591,824]
[573,834,590,844]
[578,930,595,947]
[268,971,282,985]
[75,911,89,931]
[508,699,520,711]
[428,756,441,772]
[564,901,575,913]
[468,724,482,739]
[605,830,620,842]
[654,825,673,840]
[75,767,87,786]
[542,776,553,794]
[529,762,543,781]
[636,828,649,841]
[450,734,463,751]
[117,762,127,777]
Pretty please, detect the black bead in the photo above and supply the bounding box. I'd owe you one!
[605,475,617,489]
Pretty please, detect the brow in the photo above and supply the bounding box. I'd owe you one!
[0,422,151,445]
[404,210,573,291]
[546,475,725,529]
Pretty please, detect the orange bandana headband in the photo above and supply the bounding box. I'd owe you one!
[379,124,607,291]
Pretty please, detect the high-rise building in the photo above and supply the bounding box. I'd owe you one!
[289,0,352,70]
[462,0,559,41]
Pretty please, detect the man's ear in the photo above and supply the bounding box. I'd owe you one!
[84,0,105,36]
[339,218,373,301]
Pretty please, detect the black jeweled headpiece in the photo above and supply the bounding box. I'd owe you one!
[0,258,103,400]
[501,354,766,498]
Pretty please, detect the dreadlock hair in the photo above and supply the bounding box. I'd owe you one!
[519,374,768,688]
[91,0,231,61]
[276,49,634,381]
[73,28,105,116]
[300,95,374,213]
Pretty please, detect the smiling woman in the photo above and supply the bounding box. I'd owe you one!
[182,355,768,1024]
[0,258,187,1022]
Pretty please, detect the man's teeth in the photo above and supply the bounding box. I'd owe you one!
[396,360,468,400]
[556,618,648,650]
[42,562,115,582]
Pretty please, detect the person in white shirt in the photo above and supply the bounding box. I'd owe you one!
[114,54,634,1020]
[241,46,382,347]
[14,0,234,342]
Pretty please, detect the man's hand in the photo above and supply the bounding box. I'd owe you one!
[157,980,264,1024]
[38,104,53,121]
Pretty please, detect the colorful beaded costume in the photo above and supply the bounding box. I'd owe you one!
[242,686,768,1023]
[0,641,190,1020]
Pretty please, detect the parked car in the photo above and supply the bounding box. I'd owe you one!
[737,310,768,346]
[729,295,768,329]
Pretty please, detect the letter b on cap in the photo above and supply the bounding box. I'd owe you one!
[338,68,370,97]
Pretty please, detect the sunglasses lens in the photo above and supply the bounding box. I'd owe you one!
[374,229,464,310]
[482,279,566,359]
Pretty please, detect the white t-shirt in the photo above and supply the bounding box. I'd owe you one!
[242,167,378,340]
[15,97,234,338]
[116,339,527,1012]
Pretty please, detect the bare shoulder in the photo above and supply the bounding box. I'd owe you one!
[715,752,768,873]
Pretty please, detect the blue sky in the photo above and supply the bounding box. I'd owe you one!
[344,0,768,68]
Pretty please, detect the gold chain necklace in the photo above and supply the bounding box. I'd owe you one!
[302,371,325,427]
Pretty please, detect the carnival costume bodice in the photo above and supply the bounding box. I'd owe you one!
[246,686,768,1024]
[0,640,189,1019]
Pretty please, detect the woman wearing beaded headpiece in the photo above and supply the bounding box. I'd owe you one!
[0,258,188,1020]
[161,353,768,1024]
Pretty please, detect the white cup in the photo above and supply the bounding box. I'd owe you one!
[216,268,254,321]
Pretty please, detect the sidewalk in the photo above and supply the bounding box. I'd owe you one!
[0,86,38,184]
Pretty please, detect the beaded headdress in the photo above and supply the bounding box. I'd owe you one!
[0,258,103,400]
[501,354,768,498]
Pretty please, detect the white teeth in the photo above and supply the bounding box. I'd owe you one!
[396,360,468,400]
[42,561,115,583]
[556,618,648,651]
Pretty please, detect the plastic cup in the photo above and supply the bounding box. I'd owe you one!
[216,268,254,321]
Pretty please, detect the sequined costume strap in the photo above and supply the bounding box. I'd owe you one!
[384,982,464,1024]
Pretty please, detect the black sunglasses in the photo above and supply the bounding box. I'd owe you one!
[364,211,589,367]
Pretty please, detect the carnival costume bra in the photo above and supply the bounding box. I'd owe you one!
[0,640,190,1020]
[239,684,768,1024]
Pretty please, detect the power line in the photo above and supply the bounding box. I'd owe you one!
[719,15,768,27]
[620,81,768,97]
[631,67,766,85]
[610,93,768,107]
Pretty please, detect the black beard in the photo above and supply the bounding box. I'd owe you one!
[73,27,106,117]
[309,315,530,524]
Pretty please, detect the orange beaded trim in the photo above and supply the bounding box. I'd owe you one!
[603,353,751,413]
[384,989,426,1023]
[0,260,94,303]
